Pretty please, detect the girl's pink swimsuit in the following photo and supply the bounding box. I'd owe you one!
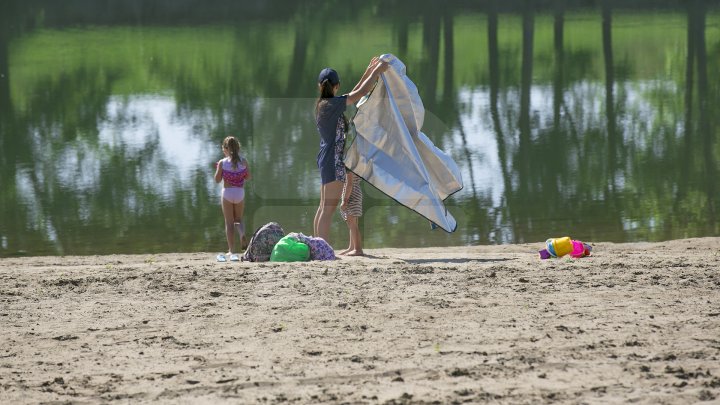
[220,158,248,203]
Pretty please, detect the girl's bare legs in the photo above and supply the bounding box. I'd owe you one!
[343,215,364,256]
[338,214,354,255]
[222,198,237,254]
[316,180,343,243]
[222,198,245,254]
[232,200,246,249]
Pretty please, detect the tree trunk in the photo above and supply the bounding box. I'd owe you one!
[443,9,454,103]
[694,0,716,225]
[602,0,617,193]
[421,12,441,109]
[553,0,564,128]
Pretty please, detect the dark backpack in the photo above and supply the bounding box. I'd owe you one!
[242,222,285,262]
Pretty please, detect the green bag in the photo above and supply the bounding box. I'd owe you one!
[270,235,310,262]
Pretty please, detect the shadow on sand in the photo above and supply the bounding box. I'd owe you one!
[400,258,514,265]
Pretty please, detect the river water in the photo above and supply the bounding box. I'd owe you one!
[0,1,718,256]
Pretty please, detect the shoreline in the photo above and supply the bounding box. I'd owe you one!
[1,237,719,403]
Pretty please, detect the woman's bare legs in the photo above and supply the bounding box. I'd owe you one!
[316,180,343,243]
[338,243,352,256]
[313,184,325,237]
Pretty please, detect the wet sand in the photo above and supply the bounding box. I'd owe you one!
[1,238,719,404]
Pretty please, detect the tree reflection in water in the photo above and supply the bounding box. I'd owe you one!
[0,0,717,256]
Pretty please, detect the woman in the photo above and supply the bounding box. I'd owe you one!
[313,57,388,244]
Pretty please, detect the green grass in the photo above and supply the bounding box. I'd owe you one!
[9,11,720,109]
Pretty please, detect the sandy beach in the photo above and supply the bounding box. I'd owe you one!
[1,238,719,404]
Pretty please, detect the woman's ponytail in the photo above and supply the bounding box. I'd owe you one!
[315,79,336,119]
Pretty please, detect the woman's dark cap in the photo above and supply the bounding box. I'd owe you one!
[318,68,340,85]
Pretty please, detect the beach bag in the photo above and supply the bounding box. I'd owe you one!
[290,232,336,261]
[241,222,285,262]
[270,235,310,262]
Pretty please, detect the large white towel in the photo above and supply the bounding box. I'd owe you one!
[344,54,463,232]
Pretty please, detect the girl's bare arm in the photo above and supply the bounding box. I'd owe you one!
[214,160,223,183]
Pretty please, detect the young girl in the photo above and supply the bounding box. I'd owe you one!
[214,136,251,261]
[339,171,363,256]
[313,57,389,245]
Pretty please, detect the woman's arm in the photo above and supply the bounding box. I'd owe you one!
[351,57,380,93]
[214,160,223,183]
[346,60,389,105]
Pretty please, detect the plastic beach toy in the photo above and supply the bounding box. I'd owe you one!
[569,240,592,258]
[539,237,592,259]
[546,237,573,257]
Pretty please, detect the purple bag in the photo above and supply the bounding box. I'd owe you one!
[288,233,336,261]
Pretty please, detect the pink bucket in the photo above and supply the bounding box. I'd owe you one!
[569,240,592,258]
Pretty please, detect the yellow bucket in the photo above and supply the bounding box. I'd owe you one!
[546,236,573,258]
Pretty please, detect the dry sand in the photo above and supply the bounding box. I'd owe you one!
[1,238,719,404]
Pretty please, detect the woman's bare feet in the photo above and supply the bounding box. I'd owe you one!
[338,247,352,256]
[345,250,364,256]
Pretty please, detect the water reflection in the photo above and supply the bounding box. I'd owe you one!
[0,0,718,256]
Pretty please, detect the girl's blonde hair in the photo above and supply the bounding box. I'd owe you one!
[222,136,243,169]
